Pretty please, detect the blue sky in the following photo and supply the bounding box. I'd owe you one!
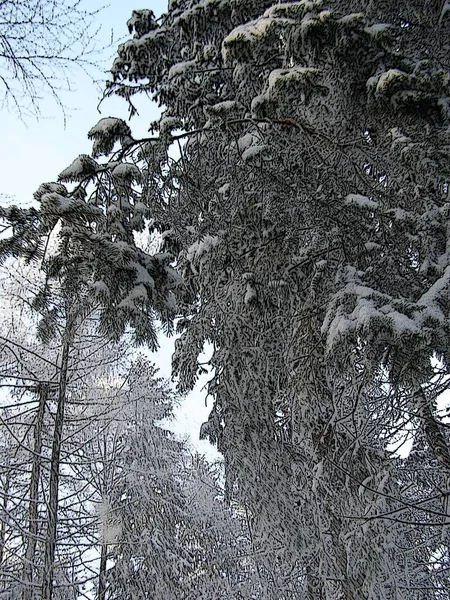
[0,0,217,458]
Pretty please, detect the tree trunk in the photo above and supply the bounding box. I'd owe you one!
[23,383,48,600]
[413,387,450,470]
[98,542,108,600]
[305,562,326,600]
[42,314,75,600]
[0,470,10,568]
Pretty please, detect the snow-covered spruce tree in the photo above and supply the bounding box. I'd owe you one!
[86,356,187,600]
[0,146,179,347]
[104,2,450,598]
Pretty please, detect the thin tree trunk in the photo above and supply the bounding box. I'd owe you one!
[98,433,109,600]
[98,542,108,600]
[306,562,326,600]
[328,512,367,600]
[0,470,10,567]
[42,314,75,600]
[23,383,48,600]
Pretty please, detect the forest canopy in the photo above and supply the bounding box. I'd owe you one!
[1,1,450,598]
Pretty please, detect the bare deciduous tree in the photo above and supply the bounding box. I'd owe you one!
[0,0,104,117]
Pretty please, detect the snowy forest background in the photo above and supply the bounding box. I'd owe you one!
[1,0,450,599]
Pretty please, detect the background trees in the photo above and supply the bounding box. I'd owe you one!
[0,258,272,599]
[0,257,131,598]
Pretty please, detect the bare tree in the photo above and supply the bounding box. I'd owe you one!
[0,257,132,599]
[0,0,104,117]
